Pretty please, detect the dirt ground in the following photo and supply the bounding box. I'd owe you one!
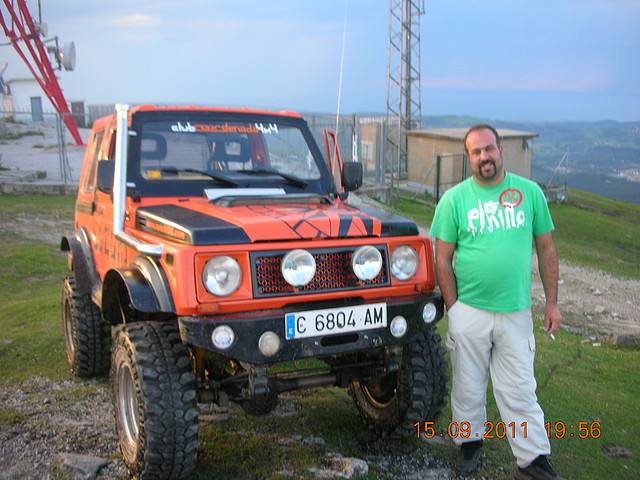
[532,256,640,339]
[0,121,88,182]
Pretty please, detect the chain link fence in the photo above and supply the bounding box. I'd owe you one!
[305,113,404,204]
[2,108,459,205]
[0,108,83,183]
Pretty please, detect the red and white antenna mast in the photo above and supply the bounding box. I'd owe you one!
[0,0,83,145]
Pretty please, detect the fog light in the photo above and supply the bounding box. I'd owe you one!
[211,325,235,350]
[258,331,281,357]
[352,245,383,281]
[281,249,316,287]
[390,315,408,338]
[422,302,437,323]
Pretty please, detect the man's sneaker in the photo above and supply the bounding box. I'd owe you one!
[515,455,565,480]
[456,440,483,474]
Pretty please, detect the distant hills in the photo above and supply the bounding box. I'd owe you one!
[420,116,640,204]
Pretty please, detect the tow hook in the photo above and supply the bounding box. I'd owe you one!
[385,345,403,374]
[244,364,269,397]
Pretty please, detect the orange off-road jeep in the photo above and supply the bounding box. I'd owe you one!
[61,104,447,479]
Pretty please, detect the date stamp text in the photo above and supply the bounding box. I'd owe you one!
[414,421,601,439]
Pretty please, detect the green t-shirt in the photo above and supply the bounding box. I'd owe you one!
[429,173,554,313]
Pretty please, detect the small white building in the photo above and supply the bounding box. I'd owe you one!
[1,76,57,123]
[406,127,539,199]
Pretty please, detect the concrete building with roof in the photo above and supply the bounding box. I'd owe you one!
[406,127,539,200]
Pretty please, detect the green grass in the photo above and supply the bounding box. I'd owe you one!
[194,390,356,479]
[362,191,436,232]
[548,190,640,279]
[428,319,640,480]
[0,195,74,382]
[0,193,638,479]
[4,129,45,140]
[189,317,640,479]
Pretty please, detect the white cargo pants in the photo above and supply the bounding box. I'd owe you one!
[445,300,551,467]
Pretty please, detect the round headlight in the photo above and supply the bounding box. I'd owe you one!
[352,245,383,281]
[203,255,242,296]
[390,245,419,281]
[281,249,316,287]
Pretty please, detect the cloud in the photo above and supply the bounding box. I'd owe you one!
[426,67,613,94]
[108,14,163,28]
[2,1,636,121]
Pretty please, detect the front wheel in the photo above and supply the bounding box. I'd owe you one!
[111,322,199,480]
[349,328,448,437]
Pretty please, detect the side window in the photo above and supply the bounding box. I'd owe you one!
[80,130,104,193]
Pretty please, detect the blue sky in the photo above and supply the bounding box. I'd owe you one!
[1,0,639,122]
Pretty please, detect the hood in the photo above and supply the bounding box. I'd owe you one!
[136,200,418,245]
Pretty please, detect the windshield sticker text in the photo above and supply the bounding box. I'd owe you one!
[254,123,279,134]
[170,122,260,134]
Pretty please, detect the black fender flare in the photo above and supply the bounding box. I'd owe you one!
[60,227,99,296]
[102,255,175,320]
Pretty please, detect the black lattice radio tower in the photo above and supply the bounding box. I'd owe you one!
[385,0,424,204]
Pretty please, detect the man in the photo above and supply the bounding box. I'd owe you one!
[429,125,564,480]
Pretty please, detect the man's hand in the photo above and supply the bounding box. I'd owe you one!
[544,302,563,335]
[434,239,458,310]
[535,232,562,335]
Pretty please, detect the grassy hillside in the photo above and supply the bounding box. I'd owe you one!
[549,190,640,279]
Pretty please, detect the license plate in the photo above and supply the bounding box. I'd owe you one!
[285,302,387,340]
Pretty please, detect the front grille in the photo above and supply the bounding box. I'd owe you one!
[251,246,389,298]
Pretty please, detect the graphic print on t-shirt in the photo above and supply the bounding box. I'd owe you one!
[466,188,526,238]
[499,188,523,208]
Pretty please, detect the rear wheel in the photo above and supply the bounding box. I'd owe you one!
[111,322,199,480]
[62,275,110,377]
[349,328,448,436]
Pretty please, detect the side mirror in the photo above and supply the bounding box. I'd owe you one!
[342,162,363,191]
[96,160,115,194]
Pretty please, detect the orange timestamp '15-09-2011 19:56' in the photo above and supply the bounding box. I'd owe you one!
[415,421,602,439]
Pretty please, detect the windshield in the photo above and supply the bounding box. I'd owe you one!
[137,120,322,182]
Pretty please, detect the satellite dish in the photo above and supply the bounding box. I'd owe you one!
[36,22,48,37]
[60,41,76,71]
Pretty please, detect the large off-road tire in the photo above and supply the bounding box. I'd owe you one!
[62,275,111,377]
[349,328,448,437]
[111,322,199,480]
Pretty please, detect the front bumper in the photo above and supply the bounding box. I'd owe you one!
[178,292,444,364]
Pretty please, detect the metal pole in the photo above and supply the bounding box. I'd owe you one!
[435,155,441,203]
[55,113,73,183]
